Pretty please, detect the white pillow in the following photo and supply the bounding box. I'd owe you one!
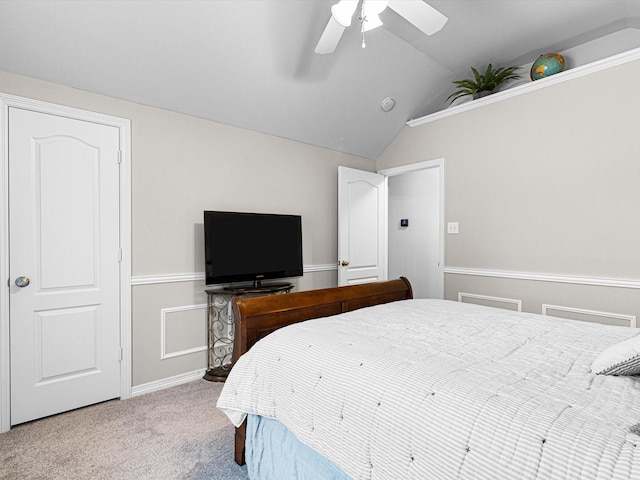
[591,334,640,375]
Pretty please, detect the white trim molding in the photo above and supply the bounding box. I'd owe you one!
[132,272,205,286]
[445,267,640,290]
[542,304,637,328]
[408,47,640,127]
[377,158,445,177]
[458,292,522,312]
[132,263,339,286]
[160,304,208,360]
[303,263,339,273]
[131,369,206,397]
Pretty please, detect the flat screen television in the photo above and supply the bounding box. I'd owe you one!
[204,210,303,287]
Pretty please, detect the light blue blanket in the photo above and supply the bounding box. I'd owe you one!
[246,414,352,480]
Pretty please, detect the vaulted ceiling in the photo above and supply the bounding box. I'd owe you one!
[1,1,639,159]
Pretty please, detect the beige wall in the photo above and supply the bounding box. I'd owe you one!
[0,71,374,387]
[378,58,640,323]
[6,53,639,389]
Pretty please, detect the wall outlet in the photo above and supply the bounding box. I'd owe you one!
[447,222,459,234]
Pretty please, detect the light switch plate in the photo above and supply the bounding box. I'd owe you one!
[447,222,459,234]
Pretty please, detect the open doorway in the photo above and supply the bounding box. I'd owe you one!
[380,160,444,299]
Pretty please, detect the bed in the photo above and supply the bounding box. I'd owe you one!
[217,278,640,479]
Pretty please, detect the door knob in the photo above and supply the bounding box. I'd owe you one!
[14,276,30,288]
[340,260,349,267]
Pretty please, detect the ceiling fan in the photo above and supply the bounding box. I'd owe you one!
[315,0,448,54]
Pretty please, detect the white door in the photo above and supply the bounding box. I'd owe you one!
[9,107,121,425]
[337,166,387,286]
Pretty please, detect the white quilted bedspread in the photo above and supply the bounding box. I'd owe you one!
[217,299,640,480]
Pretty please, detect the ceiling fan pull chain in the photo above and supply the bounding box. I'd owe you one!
[360,1,367,48]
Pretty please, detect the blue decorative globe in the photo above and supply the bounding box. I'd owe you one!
[530,53,565,80]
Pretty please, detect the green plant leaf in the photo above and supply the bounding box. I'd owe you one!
[485,63,493,80]
[471,66,482,85]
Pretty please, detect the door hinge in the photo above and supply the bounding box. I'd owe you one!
[117,248,123,262]
[118,347,123,362]
[117,150,122,164]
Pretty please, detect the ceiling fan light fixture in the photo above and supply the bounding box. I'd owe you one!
[331,0,359,27]
[361,13,383,32]
[361,0,388,31]
[315,0,447,54]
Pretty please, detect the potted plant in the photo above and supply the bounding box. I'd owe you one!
[446,64,521,104]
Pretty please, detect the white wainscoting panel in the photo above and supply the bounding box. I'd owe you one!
[542,304,637,328]
[458,292,522,312]
[160,304,207,360]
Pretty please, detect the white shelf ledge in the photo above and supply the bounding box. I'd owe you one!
[407,46,640,128]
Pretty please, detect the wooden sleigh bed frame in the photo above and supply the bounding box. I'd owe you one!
[229,277,414,465]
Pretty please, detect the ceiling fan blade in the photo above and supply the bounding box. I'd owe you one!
[315,16,346,54]
[331,0,359,27]
[388,0,448,36]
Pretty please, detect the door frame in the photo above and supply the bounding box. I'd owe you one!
[378,158,445,297]
[0,93,132,433]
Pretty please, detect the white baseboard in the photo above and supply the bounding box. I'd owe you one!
[131,368,207,397]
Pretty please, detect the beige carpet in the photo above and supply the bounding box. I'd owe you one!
[0,379,249,480]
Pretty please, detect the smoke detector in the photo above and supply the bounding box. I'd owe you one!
[380,97,396,112]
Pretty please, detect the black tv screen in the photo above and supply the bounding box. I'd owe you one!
[204,211,303,286]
